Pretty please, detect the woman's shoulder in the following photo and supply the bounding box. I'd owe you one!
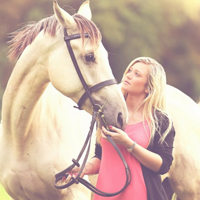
[154,109,175,135]
[155,110,170,124]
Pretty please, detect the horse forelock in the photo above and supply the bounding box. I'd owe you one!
[7,14,101,63]
[73,14,102,52]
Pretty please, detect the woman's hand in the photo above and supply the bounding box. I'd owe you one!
[102,126,163,172]
[62,158,100,184]
[101,126,132,148]
[62,166,81,183]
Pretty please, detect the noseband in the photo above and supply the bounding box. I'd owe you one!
[54,28,131,196]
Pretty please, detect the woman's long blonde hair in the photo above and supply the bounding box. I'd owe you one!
[96,57,172,144]
[121,57,172,144]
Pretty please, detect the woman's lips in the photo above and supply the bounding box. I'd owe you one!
[124,80,130,85]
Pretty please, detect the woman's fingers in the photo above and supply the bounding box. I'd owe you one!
[102,126,120,135]
[109,125,119,132]
[65,174,72,183]
[101,126,115,141]
[101,125,128,146]
[62,173,78,183]
[102,126,111,135]
[61,166,81,184]
[101,130,107,140]
[101,127,108,138]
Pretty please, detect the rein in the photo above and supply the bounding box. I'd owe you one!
[54,28,131,196]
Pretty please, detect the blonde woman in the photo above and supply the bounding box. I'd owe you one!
[68,57,175,200]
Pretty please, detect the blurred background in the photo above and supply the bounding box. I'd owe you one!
[0,0,200,109]
[0,0,200,198]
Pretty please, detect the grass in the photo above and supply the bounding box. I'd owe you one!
[0,184,11,200]
[0,183,178,200]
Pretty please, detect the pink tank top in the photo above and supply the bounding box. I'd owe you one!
[93,121,150,200]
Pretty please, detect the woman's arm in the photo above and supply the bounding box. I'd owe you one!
[82,142,102,176]
[128,140,163,172]
[101,125,175,173]
[84,157,101,175]
[63,157,101,183]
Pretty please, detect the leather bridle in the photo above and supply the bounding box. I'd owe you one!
[54,28,131,196]
[62,28,117,110]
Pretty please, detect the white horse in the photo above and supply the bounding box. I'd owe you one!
[164,85,200,200]
[0,1,128,200]
[1,1,200,200]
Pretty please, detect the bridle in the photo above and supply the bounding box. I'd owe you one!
[54,28,131,196]
[63,28,117,110]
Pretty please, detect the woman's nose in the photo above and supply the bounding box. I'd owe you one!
[126,72,132,79]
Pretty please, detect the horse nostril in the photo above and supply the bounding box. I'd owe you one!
[117,112,123,128]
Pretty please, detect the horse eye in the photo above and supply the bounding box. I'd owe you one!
[85,53,95,62]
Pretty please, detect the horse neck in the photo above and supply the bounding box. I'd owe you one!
[2,32,60,141]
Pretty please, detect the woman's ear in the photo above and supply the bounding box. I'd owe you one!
[145,86,150,94]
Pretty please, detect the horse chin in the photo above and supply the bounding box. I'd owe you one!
[80,102,127,130]
[97,113,127,131]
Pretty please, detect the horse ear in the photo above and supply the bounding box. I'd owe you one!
[77,1,92,20]
[53,0,76,29]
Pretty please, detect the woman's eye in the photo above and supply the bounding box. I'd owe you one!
[85,53,95,62]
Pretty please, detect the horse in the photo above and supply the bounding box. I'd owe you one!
[0,1,128,200]
[164,85,200,200]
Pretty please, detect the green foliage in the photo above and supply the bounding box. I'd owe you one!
[0,184,10,200]
[91,0,200,99]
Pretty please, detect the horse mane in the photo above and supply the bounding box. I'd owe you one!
[7,14,102,62]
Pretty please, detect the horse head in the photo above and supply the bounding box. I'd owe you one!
[48,0,128,129]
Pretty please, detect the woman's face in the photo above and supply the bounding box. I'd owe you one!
[122,62,149,96]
